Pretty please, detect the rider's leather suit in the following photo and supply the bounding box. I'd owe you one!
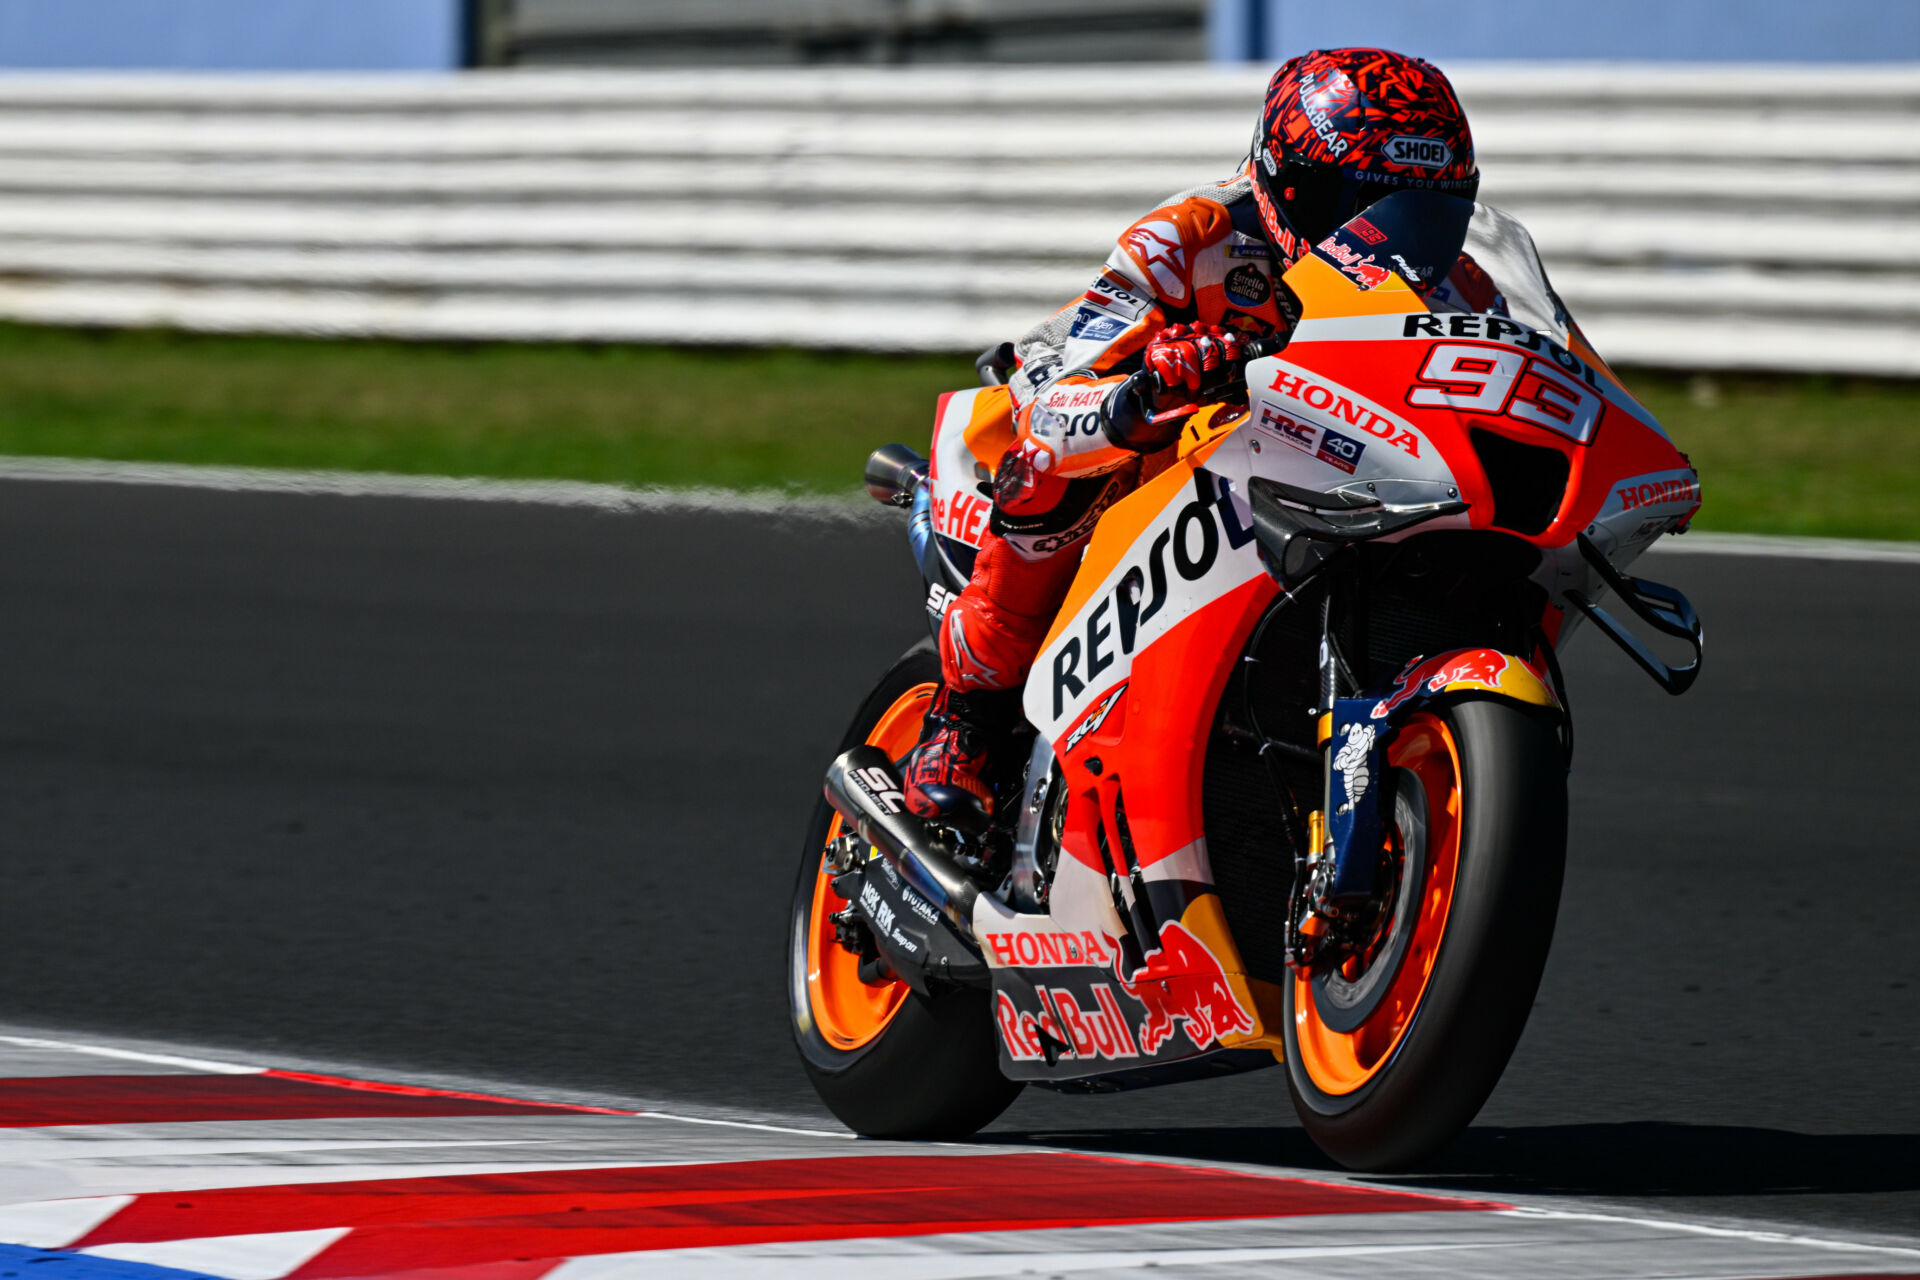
[936,166,1502,697]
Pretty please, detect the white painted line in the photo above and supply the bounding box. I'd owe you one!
[84,1227,351,1279]
[0,454,883,522]
[1498,1207,1920,1260]
[631,1110,856,1140]
[0,453,1909,564]
[1647,530,1920,564]
[545,1240,1489,1279]
[0,1194,133,1248]
[0,1136,546,1162]
[0,1034,262,1075]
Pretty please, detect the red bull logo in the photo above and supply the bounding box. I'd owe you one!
[997,986,1139,1063]
[994,919,1256,1065]
[1315,237,1393,290]
[1114,920,1256,1055]
[1371,649,1514,720]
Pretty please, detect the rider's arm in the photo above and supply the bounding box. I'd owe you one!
[1006,198,1237,479]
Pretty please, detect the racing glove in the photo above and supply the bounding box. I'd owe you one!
[1142,323,1249,399]
[1104,323,1251,452]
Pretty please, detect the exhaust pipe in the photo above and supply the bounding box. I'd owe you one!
[823,745,979,931]
[863,443,928,508]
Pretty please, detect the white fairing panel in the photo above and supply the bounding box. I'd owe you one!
[1241,354,1465,493]
[1023,460,1267,744]
[928,387,995,558]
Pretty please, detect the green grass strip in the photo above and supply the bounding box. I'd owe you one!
[0,324,1911,540]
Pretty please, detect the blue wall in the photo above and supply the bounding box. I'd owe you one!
[1210,0,1920,63]
[0,0,463,70]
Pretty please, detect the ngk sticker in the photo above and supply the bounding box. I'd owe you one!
[858,881,895,935]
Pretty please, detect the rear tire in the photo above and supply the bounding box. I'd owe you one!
[788,639,1024,1139]
[1284,697,1566,1170]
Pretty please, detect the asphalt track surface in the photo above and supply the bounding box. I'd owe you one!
[0,478,1912,1242]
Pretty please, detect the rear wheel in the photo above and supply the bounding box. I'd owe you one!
[1284,697,1566,1170]
[788,639,1023,1138]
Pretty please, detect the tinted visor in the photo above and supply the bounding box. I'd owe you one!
[1258,155,1478,249]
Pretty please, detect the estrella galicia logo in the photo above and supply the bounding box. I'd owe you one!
[1384,134,1453,170]
[1316,428,1365,474]
[1068,306,1128,343]
[1223,263,1271,309]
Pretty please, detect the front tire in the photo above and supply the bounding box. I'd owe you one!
[1284,697,1567,1170]
[788,639,1023,1139]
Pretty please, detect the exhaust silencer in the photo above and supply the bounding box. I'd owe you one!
[863,443,928,509]
[823,745,979,931]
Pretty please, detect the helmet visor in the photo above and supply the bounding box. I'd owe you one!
[1257,154,1478,250]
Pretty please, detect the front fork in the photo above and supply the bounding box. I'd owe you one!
[1295,593,1391,962]
[1291,602,1567,970]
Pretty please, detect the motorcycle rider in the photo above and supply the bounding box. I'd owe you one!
[903,47,1497,828]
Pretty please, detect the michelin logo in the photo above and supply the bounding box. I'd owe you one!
[1333,721,1375,815]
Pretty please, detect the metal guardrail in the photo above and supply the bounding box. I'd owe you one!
[0,65,1912,375]
[476,0,1207,66]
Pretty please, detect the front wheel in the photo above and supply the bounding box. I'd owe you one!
[787,639,1023,1139]
[1284,697,1567,1170]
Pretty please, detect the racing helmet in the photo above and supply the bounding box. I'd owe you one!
[1250,48,1480,263]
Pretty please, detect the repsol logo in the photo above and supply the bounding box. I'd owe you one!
[1050,472,1255,720]
[1386,134,1452,170]
[1403,312,1601,388]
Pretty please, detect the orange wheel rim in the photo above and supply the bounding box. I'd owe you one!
[804,682,933,1051]
[1293,712,1464,1096]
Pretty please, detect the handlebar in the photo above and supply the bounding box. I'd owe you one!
[1138,332,1288,411]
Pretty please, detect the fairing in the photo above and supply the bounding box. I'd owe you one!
[967,194,1694,1086]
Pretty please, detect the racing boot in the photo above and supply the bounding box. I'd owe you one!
[900,684,1023,835]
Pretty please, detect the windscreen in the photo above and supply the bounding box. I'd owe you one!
[1461,203,1573,344]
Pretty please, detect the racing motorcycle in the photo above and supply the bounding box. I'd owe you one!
[787,190,1703,1170]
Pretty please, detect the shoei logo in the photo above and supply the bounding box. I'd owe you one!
[1385,134,1452,170]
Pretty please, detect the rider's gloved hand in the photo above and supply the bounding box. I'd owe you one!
[1103,323,1251,452]
[1142,323,1248,399]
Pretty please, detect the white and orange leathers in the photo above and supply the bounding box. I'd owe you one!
[934,169,1299,696]
[933,167,1505,697]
